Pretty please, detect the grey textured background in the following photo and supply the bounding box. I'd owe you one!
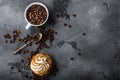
[0,0,120,80]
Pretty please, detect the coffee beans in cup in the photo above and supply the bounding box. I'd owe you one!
[26,5,47,25]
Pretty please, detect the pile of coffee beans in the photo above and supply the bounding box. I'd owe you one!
[26,5,47,25]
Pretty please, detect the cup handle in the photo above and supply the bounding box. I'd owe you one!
[25,23,31,29]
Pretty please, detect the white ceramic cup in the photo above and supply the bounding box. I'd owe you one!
[24,2,49,29]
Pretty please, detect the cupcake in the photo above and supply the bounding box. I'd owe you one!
[30,52,54,76]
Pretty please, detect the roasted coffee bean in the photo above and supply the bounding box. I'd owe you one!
[10,40,13,43]
[47,46,50,49]
[66,14,70,20]
[5,40,8,43]
[31,51,34,54]
[78,52,82,56]
[13,30,16,33]
[29,76,33,79]
[83,33,86,36]
[13,30,21,34]
[25,74,28,78]
[35,47,39,51]
[24,50,29,53]
[23,50,29,54]
[13,35,16,39]
[26,56,31,60]
[12,39,15,43]
[21,59,24,63]
[16,30,21,34]
[29,43,32,46]
[55,32,58,34]
[56,14,60,18]
[53,73,56,76]
[64,23,67,26]
[11,66,14,69]
[73,14,77,17]
[68,25,72,28]
[35,42,39,45]
[18,69,21,72]
[26,34,30,38]
[70,57,74,60]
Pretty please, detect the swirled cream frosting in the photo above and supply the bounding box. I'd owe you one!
[30,53,54,76]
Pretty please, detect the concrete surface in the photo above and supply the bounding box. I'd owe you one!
[0,0,120,80]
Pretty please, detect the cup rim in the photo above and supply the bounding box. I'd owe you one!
[24,2,49,27]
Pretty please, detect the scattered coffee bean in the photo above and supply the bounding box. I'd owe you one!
[10,40,13,43]
[13,35,16,38]
[73,14,77,17]
[47,46,50,49]
[16,30,21,34]
[83,33,86,36]
[70,57,74,60]
[12,39,15,43]
[11,66,14,69]
[18,69,21,72]
[13,30,21,34]
[27,34,30,39]
[78,52,82,56]
[30,51,34,54]
[27,50,29,53]
[53,73,56,76]
[55,32,58,34]
[68,25,72,28]
[5,40,8,43]
[56,14,60,18]
[65,14,70,20]
[25,74,28,78]
[64,23,67,26]
[13,30,21,38]
[21,59,24,63]
[36,47,39,51]
[29,76,33,79]
[24,50,29,53]
[29,43,32,46]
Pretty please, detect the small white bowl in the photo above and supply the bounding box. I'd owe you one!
[24,2,49,29]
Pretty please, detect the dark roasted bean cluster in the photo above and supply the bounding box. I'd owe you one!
[26,5,47,25]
